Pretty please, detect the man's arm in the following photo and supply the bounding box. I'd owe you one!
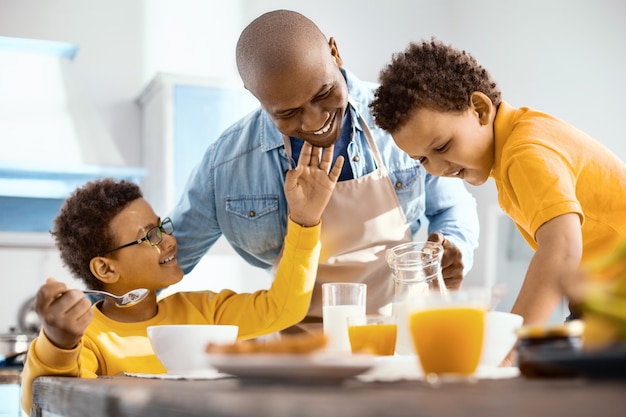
[168,150,223,275]
[423,174,480,284]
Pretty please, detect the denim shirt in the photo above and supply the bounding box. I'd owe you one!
[169,69,480,276]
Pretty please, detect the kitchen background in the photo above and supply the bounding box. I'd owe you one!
[0,0,625,333]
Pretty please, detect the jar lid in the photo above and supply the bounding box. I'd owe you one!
[515,320,584,339]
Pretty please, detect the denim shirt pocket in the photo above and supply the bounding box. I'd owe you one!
[388,165,426,221]
[225,195,285,254]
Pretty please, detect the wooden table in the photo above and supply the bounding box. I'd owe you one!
[32,374,626,417]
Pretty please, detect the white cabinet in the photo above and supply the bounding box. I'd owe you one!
[137,73,259,217]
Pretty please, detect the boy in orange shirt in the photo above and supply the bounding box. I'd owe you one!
[370,39,626,363]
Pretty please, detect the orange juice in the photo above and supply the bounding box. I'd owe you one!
[348,323,398,355]
[409,307,485,375]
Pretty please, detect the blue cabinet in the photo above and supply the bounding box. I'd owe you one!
[0,164,146,233]
[0,385,20,416]
[0,374,21,417]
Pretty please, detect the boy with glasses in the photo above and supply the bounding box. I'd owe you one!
[21,142,342,414]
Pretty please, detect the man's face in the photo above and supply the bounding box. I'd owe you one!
[248,40,349,148]
[392,107,494,186]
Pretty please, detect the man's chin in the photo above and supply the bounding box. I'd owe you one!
[311,137,339,148]
[304,127,341,148]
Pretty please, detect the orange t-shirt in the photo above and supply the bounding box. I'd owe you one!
[491,101,626,264]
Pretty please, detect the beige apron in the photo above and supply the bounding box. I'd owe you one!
[277,104,412,333]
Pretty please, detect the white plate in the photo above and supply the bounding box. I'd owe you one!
[207,353,375,384]
[124,369,228,380]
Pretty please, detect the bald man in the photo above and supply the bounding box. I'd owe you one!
[169,10,480,329]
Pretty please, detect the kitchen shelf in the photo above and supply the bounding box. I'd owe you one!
[0,162,146,234]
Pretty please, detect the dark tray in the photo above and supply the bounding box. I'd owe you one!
[518,343,626,379]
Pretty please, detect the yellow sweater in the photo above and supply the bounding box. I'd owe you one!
[21,219,320,414]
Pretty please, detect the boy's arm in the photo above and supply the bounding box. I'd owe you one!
[21,278,95,414]
[510,213,583,325]
[21,331,98,414]
[206,143,342,338]
[500,213,583,366]
[222,218,322,339]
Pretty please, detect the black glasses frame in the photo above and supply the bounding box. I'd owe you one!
[97,217,174,257]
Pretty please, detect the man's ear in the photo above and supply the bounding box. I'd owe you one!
[89,257,120,285]
[328,37,344,67]
[470,91,495,126]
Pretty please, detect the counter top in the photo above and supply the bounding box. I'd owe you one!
[32,374,626,417]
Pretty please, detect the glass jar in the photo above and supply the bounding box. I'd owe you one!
[386,241,445,354]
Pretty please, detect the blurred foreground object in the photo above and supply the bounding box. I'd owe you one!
[516,321,584,377]
[515,240,626,379]
[580,238,626,350]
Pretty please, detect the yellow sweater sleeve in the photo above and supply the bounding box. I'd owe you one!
[20,329,99,415]
[20,218,321,414]
[206,217,321,339]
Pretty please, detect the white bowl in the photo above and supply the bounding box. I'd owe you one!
[147,324,238,374]
[480,311,523,367]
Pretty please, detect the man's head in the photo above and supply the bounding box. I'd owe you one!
[370,39,501,185]
[236,9,349,147]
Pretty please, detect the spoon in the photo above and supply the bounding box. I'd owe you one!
[82,288,150,308]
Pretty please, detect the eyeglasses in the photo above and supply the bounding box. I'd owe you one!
[98,217,174,256]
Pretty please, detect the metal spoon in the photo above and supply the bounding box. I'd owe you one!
[83,288,150,308]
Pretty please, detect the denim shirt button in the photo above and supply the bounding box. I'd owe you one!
[249,211,256,218]
[352,155,360,162]
[395,181,402,189]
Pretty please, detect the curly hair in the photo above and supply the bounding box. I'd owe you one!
[370,38,501,134]
[52,178,143,289]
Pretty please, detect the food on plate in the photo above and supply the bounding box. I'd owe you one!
[206,331,328,355]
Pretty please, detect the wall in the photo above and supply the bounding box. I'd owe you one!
[0,0,248,331]
[0,0,624,331]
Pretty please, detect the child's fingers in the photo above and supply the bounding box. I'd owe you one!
[318,144,335,173]
[38,280,68,303]
[309,144,322,166]
[284,164,303,192]
[297,141,313,167]
[328,155,344,183]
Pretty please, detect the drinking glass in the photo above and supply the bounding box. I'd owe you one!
[408,287,490,383]
[347,315,397,356]
[386,241,445,354]
[322,283,367,353]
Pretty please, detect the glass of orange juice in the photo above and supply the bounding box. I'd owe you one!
[408,287,490,383]
[347,315,397,355]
